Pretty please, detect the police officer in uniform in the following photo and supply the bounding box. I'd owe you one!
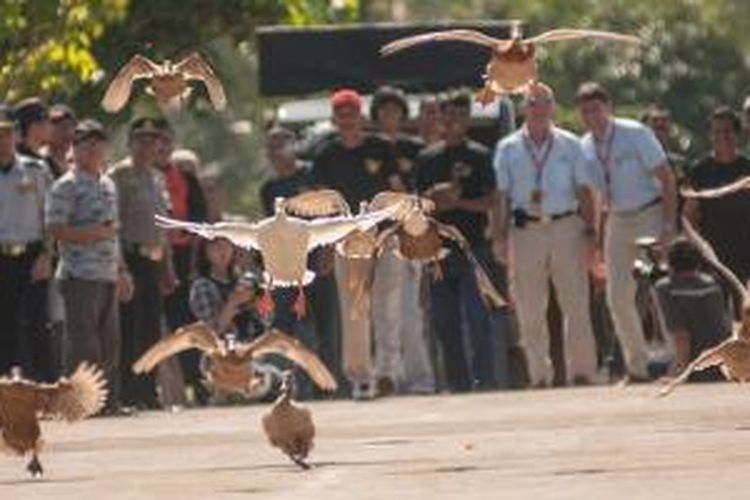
[109,117,172,409]
[0,103,54,380]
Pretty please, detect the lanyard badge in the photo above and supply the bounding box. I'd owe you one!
[523,133,554,206]
[595,123,617,201]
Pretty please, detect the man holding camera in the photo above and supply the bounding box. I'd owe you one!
[494,83,598,387]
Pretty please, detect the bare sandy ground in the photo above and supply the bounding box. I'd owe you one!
[2,383,750,499]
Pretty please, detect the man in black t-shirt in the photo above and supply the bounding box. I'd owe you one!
[260,127,313,216]
[368,86,434,396]
[311,89,402,399]
[415,91,499,392]
[311,89,401,209]
[685,107,750,284]
[370,86,424,192]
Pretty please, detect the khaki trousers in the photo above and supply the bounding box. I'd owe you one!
[335,254,374,386]
[371,247,434,391]
[604,203,664,378]
[510,216,598,386]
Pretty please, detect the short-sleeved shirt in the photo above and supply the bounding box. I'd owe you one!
[580,118,667,213]
[687,155,750,281]
[416,139,496,246]
[494,126,593,215]
[381,132,424,192]
[18,143,61,179]
[108,160,170,245]
[310,134,397,209]
[259,167,313,217]
[189,276,259,339]
[655,272,730,381]
[45,168,119,282]
[0,154,50,243]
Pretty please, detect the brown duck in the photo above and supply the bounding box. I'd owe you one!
[369,191,506,308]
[132,322,338,395]
[659,217,750,397]
[101,52,226,112]
[262,371,315,469]
[381,22,641,105]
[0,363,107,477]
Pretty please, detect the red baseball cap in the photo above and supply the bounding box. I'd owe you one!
[330,89,362,111]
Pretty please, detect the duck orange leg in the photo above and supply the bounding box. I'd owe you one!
[292,284,306,319]
[257,278,275,318]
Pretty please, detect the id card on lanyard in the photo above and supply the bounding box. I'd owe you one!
[595,122,617,205]
[523,132,554,207]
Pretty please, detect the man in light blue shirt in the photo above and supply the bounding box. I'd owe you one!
[494,83,598,387]
[576,82,677,381]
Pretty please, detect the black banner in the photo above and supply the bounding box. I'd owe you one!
[256,21,515,97]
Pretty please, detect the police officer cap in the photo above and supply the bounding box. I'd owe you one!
[73,119,108,144]
[14,97,49,130]
[0,103,15,129]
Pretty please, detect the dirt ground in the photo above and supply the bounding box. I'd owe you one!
[2,383,750,499]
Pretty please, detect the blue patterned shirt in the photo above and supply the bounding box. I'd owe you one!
[46,168,119,282]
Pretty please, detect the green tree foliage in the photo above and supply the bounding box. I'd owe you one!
[0,0,128,100]
[85,0,358,216]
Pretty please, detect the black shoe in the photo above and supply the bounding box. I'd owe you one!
[619,374,652,386]
[572,375,591,386]
[100,405,137,417]
[375,377,395,397]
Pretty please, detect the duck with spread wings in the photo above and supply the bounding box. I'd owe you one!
[381,21,641,105]
[101,52,226,112]
[133,322,337,395]
[155,191,404,317]
[0,363,107,477]
[369,191,505,308]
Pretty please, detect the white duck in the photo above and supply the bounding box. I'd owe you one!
[155,194,403,317]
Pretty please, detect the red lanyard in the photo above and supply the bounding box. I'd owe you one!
[595,123,617,192]
[522,132,554,187]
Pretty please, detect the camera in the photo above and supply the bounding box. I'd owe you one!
[237,271,262,295]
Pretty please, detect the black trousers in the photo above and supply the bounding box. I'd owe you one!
[120,251,163,408]
[0,245,53,381]
[61,278,121,408]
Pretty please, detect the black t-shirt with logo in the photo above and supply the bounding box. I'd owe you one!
[416,139,496,247]
[381,132,424,193]
[310,134,397,209]
[259,166,313,217]
[687,155,750,281]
